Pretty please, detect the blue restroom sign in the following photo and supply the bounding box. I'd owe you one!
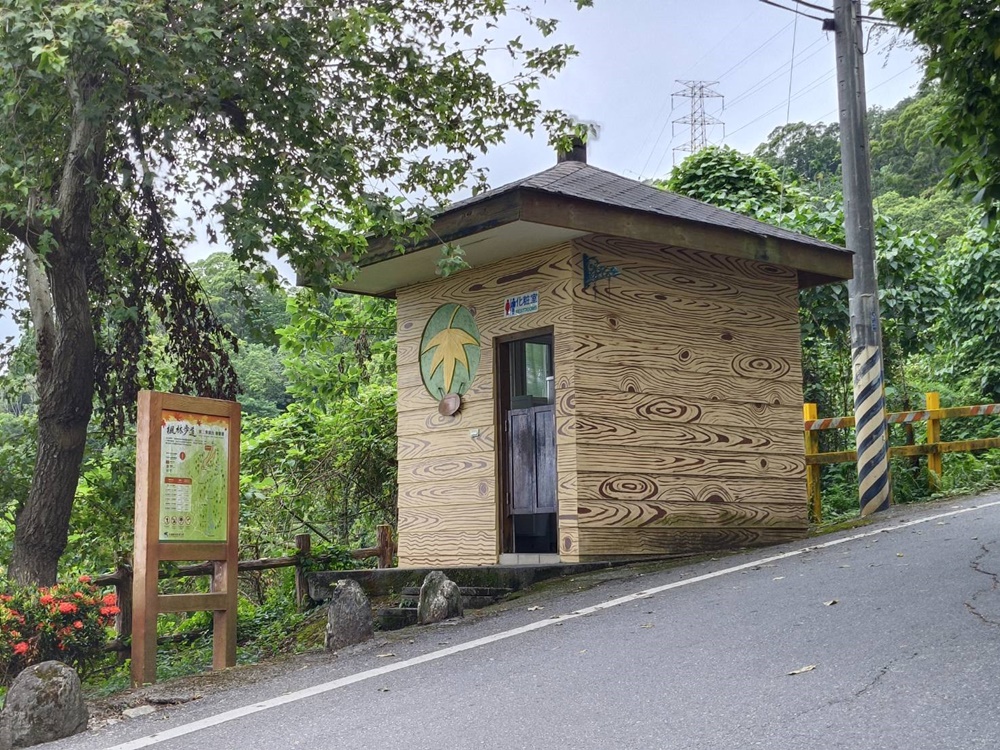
[504,291,540,318]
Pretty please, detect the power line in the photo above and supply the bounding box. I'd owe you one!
[686,5,767,81]
[759,0,827,22]
[723,35,830,110]
[809,54,917,124]
[784,9,801,128]
[637,102,680,181]
[793,0,834,14]
[778,5,802,207]
[726,68,836,138]
[712,20,795,82]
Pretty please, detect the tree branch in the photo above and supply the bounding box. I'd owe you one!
[0,215,29,246]
[55,72,104,252]
[21,242,55,366]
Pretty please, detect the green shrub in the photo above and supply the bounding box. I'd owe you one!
[0,576,118,684]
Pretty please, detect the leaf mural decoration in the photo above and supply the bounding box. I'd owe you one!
[423,327,479,395]
[419,304,481,399]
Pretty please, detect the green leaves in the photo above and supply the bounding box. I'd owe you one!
[874,1,1000,222]
[0,0,589,580]
[659,145,801,214]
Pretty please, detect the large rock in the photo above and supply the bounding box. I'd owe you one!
[0,661,88,749]
[417,571,464,625]
[324,579,373,651]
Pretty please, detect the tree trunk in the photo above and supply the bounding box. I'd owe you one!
[9,71,103,586]
[10,249,95,585]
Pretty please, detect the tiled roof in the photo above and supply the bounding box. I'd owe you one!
[446,160,843,253]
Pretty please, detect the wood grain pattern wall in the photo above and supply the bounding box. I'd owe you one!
[565,234,807,560]
[395,244,578,567]
[395,229,808,566]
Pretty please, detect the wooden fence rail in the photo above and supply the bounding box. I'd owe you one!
[95,524,396,654]
[803,392,1000,522]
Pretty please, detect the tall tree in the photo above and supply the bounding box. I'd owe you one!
[0,0,589,584]
[873,1,1000,217]
[190,253,290,347]
[868,87,954,198]
[754,122,841,194]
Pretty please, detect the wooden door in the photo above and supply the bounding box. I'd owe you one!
[508,404,557,515]
[499,333,557,554]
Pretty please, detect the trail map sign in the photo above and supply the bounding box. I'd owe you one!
[159,411,229,542]
[132,391,241,686]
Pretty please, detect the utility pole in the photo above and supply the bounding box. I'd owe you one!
[831,0,891,515]
[672,80,724,163]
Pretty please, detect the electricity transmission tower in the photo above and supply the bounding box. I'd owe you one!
[672,80,724,162]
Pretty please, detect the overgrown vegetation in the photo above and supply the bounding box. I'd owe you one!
[1,256,396,689]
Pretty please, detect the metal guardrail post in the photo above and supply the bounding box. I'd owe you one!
[925,392,942,491]
[803,403,823,523]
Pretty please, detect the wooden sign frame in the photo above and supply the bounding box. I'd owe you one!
[131,391,241,686]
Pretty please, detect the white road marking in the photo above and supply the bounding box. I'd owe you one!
[104,499,1000,749]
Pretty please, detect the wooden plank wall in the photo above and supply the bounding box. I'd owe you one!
[395,244,578,567]
[566,234,808,560]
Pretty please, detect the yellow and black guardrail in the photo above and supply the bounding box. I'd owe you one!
[803,392,1000,522]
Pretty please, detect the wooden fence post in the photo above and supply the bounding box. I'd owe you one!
[294,533,311,611]
[803,403,823,523]
[376,524,393,569]
[926,391,942,491]
[115,562,133,664]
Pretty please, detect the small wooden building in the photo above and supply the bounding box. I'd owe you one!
[337,146,852,567]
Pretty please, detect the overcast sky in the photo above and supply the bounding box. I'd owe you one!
[0,1,923,346]
[481,0,921,183]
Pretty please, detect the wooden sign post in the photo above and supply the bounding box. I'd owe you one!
[132,391,241,686]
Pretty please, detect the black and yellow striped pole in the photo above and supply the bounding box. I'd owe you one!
[833,0,891,515]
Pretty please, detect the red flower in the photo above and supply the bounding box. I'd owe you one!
[58,602,77,615]
[102,593,117,606]
[0,594,12,602]
[77,575,92,584]
[73,592,84,599]
[100,606,121,617]
[12,642,28,656]
[39,595,54,605]
[73,621,83,630]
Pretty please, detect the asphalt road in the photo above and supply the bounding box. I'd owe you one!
[50,494,1000,750]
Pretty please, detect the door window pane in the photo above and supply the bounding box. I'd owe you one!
[524,342,550,401]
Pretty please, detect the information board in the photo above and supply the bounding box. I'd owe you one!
[159,411,229,542]
[132,391,241,686]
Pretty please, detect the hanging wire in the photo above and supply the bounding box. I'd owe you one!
[792,0,833,14]
[759,0,826,23]
[778,7,801,209]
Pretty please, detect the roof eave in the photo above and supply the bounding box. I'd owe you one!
[515,189,853,288]
[301,185,853,295]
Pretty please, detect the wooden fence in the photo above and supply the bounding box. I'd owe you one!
[96,524,395,653]
[803,392,1000,522]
